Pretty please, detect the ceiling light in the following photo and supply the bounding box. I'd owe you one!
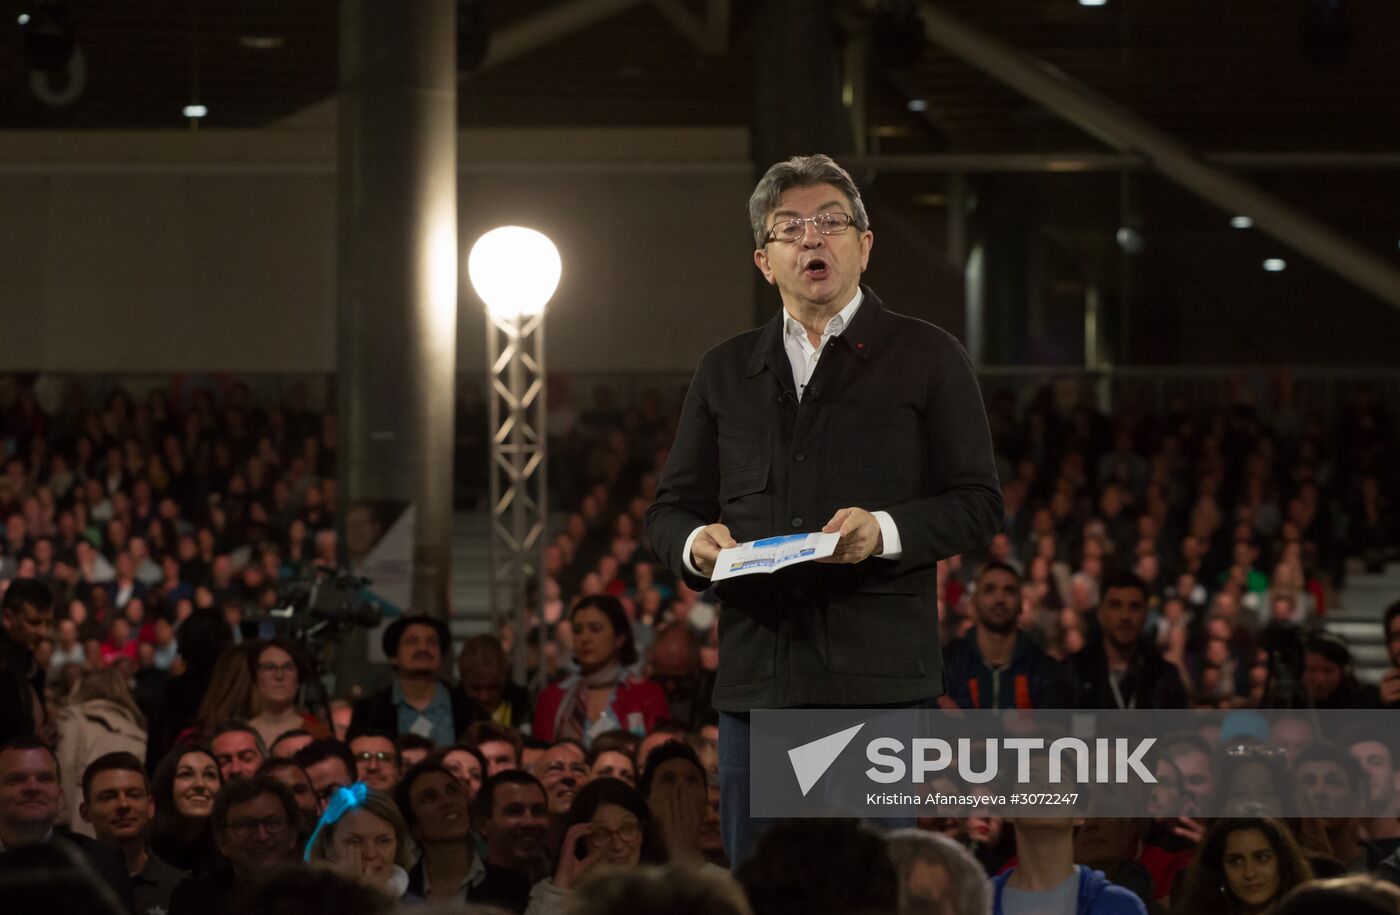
[17,13,30,24]
[1263,258,1287,272]
[183,104,208,118]
[238,35,285,50]
[907,99,927,113]
[1230,215,1254,229]
[1079,0,1108,6]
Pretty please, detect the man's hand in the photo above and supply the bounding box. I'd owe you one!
[690,523,737,576]
[817,507,883,564]
[1381,668,1400,706]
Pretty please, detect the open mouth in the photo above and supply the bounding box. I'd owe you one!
[803,258,830,280]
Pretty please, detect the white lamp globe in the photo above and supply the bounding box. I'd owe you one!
[468,226,561,319]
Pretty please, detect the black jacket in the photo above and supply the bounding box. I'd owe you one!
[1070,630,1189,710]
[646,289,1003,710]
[406,857,531,913]
[943,630,1077,709]
[0,633,43,744]
[346,680,484,742]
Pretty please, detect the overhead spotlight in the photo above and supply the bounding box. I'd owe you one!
[18,13,30,24]
[1116,225,1145,255]
[1230,215,1254,229]
[238,35,285,50]
[1263,258,1287,272]
[1079,0,1109,6]
[183,104,208,118]
[907,99,927,113]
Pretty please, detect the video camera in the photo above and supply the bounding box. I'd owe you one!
[256,565,384,642]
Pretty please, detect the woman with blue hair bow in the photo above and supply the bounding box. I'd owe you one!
[305,782,417,899]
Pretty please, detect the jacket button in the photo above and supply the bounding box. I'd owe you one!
[794,452,805,461]
[791,516,803,528]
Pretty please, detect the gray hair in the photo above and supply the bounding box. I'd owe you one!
[886,829,991,915]
[748,154,870,247]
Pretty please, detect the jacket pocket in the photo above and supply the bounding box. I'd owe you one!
[824,404,922,501]
[823,593,928,677]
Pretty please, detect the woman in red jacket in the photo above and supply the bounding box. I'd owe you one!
[533,595,669,746]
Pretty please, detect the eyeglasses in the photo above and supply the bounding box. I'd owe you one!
[587,821,641,848]
[226,815,290,840]
[764,212,855,244]
[355,751,396,764]
[257,662,297,677]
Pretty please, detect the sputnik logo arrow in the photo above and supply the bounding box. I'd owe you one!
[788,723,866,796]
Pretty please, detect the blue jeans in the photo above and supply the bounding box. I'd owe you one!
[718,709,918,871]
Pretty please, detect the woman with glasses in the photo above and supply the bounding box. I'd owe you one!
[525,777,668,915]
[532,595,669,747]
[246,638,330,750]
[1174,817,1313,915]
[149,740,224,876]
[306,784,414,900]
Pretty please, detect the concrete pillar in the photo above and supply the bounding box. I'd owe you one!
[337,0,458,625]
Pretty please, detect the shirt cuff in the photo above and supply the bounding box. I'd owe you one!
[681,526,710,578]
[872,511,903,560]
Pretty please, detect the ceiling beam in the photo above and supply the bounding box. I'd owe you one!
[910,1,1400,311]
[842,152,1400,173]
[477,0,648,72]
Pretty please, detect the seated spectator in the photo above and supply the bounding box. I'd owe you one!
[270,728,316,760]
[464,719,524,775]
[532,740,589,821]
[395,759,531,911]
[348,615,484,746]
[587,744,637,786]
[54,666,147,835]
[256,757,320,836]
[1175,817,1312,915]
[246,638,330,750]
[0,736,133,908]
[167,775,301,915]
[476,769,552,885]
[944,561,1077,709]
[637,741,708,866]
[292,738,357,813]
[430,744,486,799]
[568,863,753,915]
[148,741,223,876]
[305,784,413,900]
[635,721,687,771]
[79,750,185,915]
[738,818,897,915]
[646,623,716,732]
[533,596,668,747]
[1303,634,1380,709]
[526,777,667,915]
[459,633,533,729]
[349,733,401,792]
[1071,571,1188,709]
[208,719,267,781]
[396,732,436,770]
[887,827,991,915]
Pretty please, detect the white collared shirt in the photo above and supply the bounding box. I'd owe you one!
[681,290,902,576]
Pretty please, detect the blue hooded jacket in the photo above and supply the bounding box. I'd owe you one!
[991,865,1147,915]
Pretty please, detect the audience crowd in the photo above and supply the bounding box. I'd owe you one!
[0,371,1398,915]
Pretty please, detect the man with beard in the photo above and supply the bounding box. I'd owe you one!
[942,561,1075,709]
[475,770,551,884]
[80,752,185,915]
[1072,571,1188,709]
[348,615,484,746]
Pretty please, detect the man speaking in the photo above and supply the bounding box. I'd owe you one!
[645,154,1003,866]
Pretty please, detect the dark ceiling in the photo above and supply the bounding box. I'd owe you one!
[3,0,1399,364]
